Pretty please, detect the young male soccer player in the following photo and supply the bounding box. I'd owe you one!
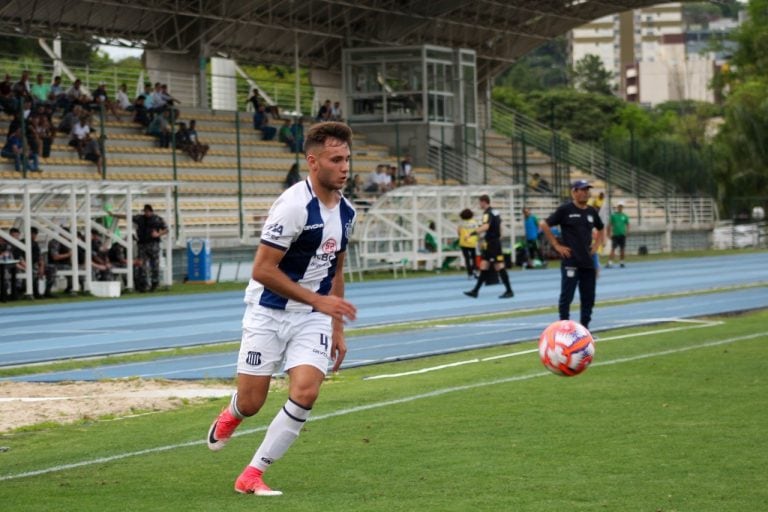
[206,122,358,496]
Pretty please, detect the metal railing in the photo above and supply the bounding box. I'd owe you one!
[491,101,670,197]
[0,52,315,115]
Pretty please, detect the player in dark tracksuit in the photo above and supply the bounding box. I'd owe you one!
[540,180,605,329]
[464,194,514,299]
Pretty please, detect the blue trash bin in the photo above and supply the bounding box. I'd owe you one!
[187,238,212,282]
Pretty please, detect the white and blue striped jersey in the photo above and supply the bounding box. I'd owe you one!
[244,179,356,311]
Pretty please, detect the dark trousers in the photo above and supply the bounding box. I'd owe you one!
[559,265,597,329]
[525,239,543,263]
[460,247,476,276]
[137,242,161,289]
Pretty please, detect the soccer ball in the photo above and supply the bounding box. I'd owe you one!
[538,320,595,377]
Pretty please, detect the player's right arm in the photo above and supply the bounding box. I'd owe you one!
[539,216,571,258]
[250,243,357,324]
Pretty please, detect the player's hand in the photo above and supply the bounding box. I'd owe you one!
[313,295,357,323]
[554,243,571,258]
[330,327,347,372]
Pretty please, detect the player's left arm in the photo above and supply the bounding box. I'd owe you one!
[328,251,349,372]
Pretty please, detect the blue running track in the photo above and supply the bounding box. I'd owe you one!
[1,253,766,381]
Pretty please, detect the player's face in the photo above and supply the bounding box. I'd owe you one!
[308,138,350,191]
[572,187,590,206]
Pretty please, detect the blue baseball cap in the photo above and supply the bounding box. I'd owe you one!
[571,180,593,190]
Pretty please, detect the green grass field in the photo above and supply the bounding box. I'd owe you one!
[1,310,767,511]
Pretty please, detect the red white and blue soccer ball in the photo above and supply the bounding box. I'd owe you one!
[538,320,595,377]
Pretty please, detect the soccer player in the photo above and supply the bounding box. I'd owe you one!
[607,202,630,268]
[206,122,358,496]
[539,180,605,330]
[464,194,514,299]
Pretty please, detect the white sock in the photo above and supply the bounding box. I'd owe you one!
[251,399,311,471]
[229,392,245,420]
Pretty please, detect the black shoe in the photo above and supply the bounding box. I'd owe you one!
[620,263,625,268]
[499,290,514,299]
[463,290,478,298]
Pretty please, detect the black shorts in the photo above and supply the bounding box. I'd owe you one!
[481,239,504,263]
[611,235,626,249]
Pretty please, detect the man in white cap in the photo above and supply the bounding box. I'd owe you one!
[539,180,605,330]
[607,202,630,268]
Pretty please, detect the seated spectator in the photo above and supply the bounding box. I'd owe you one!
[12,70,31,102]
[82,129,103,175]
[283,162,302,189]
[0,73,15,114]
[399,154,416,185]
[424,221,438,253]
[142,83,155,111]
[90,229,113,281]
[247,88,261,114]
[132,95,150,127]
[32,106,53,158]
[116,83,132,111]
[253,105,277,141]
[388,165,399,188]
[316,99,331,122]
[330,101,343,121]
[91,83,122,121]
[24,114,44,167]
[49,75,68,113]
[175,121,193,156]
[150,83,180,118]
[528,172,552,193]
[278,119,296,151]
[69,114,91,158]
[2,126,39,172]
[57,104,82,136]
[147,110,171,148]
[364,164,392,194]
[150,82,165,112]
[47,230,74,294]
[187,120,209,162]
[160,84,181,119]
[344,173,362,200]
[289,117,305,153]
[65,79,90,111]
[175,121,209,162]
[30,73,50,105]
[108,240,128,286]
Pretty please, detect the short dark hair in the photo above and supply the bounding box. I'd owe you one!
[479,194,490,205]
[10,227,20,235]
[30,227,38,235]
[143,204,153,212]
[460,208,473,220]
[304,122,352,154]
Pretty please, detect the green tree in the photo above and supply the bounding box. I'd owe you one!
[570,54,613,95]
[495,37,568,92]
[713,0,768,203]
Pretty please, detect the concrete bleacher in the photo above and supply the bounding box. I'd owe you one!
[1,108,442,247]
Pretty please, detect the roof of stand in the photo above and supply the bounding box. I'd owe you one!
[0,0,693,85]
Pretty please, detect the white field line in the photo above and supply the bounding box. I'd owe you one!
[364,318,723,380]
[0,329,764,483]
